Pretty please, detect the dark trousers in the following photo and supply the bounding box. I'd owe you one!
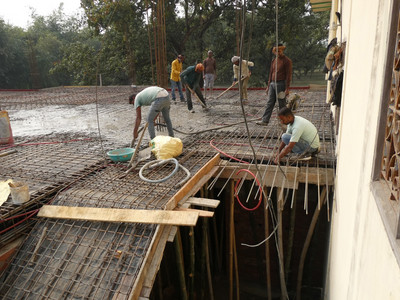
[185,86,206,110]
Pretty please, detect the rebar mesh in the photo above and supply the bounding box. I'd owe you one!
[0,87,336,299]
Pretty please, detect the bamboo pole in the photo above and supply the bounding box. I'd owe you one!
[205,223,215,300]
[174,229,188,300]
[285,190,297,280]
[277,188,289,300]
[203,186,215,300]
[263,187,272,300]
[229,180,234,300]
[233,226,240,300]
[200,188,206,299]
[189,226,195,300]
[296,186,328,300]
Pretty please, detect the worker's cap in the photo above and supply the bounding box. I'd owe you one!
[272,45,286,53]
[195,63,204,72]
[231,56,240,63]
[208,50,213,54]
[129,94,136,104]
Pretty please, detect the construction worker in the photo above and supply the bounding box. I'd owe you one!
[231,56,254,103]
[274,107,320,163]
[129,86,174,141]
[180,63,207,113]
[257,44,292,126]
[203,50,216,99]
[170,54,185,102]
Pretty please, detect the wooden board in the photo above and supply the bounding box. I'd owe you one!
[186,197,220,208]
[174,207,214,218]
[38,206,199,226]
[166,154,220,210]
[139,226,172,298]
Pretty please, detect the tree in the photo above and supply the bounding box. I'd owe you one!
[0,20,30,89]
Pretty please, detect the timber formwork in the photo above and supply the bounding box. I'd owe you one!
[0,86,335,299]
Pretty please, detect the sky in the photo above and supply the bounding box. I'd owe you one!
[1,0,83,28]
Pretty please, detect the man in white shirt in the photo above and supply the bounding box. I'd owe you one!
[231,56,254,102]
[274,107,320,163]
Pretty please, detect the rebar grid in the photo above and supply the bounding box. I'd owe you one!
[0,87,135,110]
[0,141,218,299]
[0,218,157,300]
[0,87,336,299]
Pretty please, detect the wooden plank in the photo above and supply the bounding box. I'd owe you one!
[174,207,214,218]
[186,197,220,208]
[139,226,172,298]
[166,154,220,210]
[128,225,163,300]
[167,226,178,242]
[38,206,199,226]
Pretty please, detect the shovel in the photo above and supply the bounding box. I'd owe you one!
[185,85,207,108]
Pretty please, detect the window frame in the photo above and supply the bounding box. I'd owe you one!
[372,0,400,251]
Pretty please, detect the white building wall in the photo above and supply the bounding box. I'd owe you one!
[326,0,400,299]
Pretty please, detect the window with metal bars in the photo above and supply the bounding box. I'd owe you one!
[375,4,400,241]
[382,13,400,207]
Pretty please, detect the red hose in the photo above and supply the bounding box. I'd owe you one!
[234,169,263,211]
[209,139,250,164]
[0,138,92,152]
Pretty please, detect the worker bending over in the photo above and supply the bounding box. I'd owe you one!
[129,86,174,141]
[274,107,320,163]
[180,63,207,113]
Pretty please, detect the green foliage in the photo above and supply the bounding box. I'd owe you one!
[0,21,30,88]
[0,1,330,89]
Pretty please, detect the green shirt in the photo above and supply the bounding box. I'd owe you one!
[180,66,201,89]
[134,86,167,109]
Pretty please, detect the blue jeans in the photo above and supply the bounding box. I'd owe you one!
[261,80,287,123]
[147,96,174,140]
[281,133,318,154]
[170,79,184,101]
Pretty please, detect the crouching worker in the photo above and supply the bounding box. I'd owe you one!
[274,107,320,164]
[129,86,174,141]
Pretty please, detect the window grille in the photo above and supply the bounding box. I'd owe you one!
[382,13,400,203]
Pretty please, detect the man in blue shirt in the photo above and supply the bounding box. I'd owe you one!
[129,86,174,141]
[274,107,320,163]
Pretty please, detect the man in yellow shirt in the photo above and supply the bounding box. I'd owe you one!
[170,54,185,102]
